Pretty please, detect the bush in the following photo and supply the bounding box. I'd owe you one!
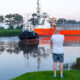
[0,29,22,36]
[72,58,80,70]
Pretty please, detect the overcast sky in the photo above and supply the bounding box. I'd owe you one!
[0,0,80,20]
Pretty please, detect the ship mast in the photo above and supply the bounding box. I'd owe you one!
[37,0,40,15]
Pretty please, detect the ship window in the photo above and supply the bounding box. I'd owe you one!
[39,19,45,25]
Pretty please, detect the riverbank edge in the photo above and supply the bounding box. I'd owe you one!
[12,70,80,80]
[0,29,21,37]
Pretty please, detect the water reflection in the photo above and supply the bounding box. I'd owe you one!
[64,40,80,46]
[72,57,80,70]
[0,41,20,54]
[18,39,41,70]
[0,36,80,54]
[63,57,80,70]
[39,36,80,46]
[64,36,80,46]
[63,63,73,70]
[0,36,80,80]
[18,39,50,70]
[18,39,39,54]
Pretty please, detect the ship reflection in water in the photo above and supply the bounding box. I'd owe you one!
[18,38,50,70]
[18,36,80,70]
[18,39,41,70]
[0,36,80,80]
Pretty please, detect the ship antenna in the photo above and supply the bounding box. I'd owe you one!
[37,0,40,15]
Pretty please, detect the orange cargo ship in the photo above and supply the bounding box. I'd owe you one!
[34,28,55,36]
[33,16,80,36]
[23,0,80,36]
[35,29,80,36]
[24,0,80,36]
[34,28,80,36]
[33,12,80,36]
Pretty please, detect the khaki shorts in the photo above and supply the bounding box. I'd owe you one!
[52,53,64,62]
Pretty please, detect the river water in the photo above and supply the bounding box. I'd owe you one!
[0,36,80,80]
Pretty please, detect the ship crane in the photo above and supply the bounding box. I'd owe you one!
[37,0,41,15]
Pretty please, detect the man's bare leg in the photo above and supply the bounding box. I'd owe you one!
[60,62,63,77]
[53,62,57,76]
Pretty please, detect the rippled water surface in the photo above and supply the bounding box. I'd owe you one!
[0,36,80,80]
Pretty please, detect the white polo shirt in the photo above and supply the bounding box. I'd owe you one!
[51,34,64,54]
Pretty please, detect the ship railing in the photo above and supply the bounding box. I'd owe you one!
[58,24,80,30]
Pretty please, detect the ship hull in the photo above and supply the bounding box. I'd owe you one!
[34,28,80,36]
[34,28,55,36]
[60,30,80,35]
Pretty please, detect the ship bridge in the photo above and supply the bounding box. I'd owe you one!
[35,17,51,29]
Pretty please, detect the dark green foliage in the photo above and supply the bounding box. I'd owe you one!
[5,14,23,29]
[0,29,22,36]
[15,25,23,29]
[77,58,80,62]
[5,14,14,29]
[0,15,4,23]
[13,14,23,25]
[57,18,80,24]
[72,58,80,70]
[12,70,80,80]
[0,27,4,29]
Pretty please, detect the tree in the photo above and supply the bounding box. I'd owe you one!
[0,15,4,23]
[67,20,76,24]
[5,14,14,29]
[57,18,67,24]
[57,18,80,25]
[13,14,23,27]
[0,15,4,28]
[5,14,23,29]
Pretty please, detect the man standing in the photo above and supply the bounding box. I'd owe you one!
[51,27,64,78]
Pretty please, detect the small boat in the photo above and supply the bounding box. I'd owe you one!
[19,30,39,40]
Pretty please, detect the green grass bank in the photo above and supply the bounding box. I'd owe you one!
[12,70,80,80]
[0,29,22,36]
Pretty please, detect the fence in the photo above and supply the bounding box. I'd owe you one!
[58,24,80,30]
